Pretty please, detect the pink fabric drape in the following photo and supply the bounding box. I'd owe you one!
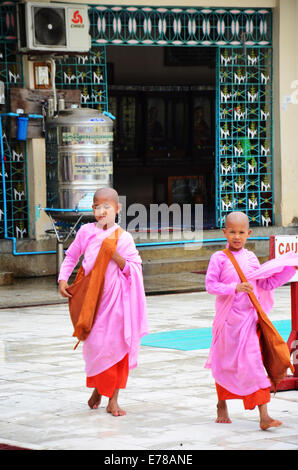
[205,247,298,395]
[58,223,149,377]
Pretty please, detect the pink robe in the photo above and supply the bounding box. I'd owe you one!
[205,246,298,396]
[58,222,149,377]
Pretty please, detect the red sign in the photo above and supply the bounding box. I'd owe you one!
[71,10,83,25]
[271,235,298,282]
[269,235,298,391]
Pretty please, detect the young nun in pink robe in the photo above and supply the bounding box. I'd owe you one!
[58,188,148,416]
[205,211,298,430]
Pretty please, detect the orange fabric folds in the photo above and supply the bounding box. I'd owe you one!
[86,354,129,398]
[223,248,294,392]
[215,383,270,410]
[67,227,123,346]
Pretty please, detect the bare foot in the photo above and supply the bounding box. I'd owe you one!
[88,388,101,409]
[258,404,282,430]
[260,418,282,431]
[106,401,126,417]
[216,400,232,423]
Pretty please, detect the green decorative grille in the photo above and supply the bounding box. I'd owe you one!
[55,47,109,111]
[0,1,26,240]
[216,47,273,227]
[89,5,272,47]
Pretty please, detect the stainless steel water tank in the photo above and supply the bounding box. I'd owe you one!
[46,107,113,215]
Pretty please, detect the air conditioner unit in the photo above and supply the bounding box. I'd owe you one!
[17,2,91,52]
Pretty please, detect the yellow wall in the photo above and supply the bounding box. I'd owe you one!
[273,0,298,225]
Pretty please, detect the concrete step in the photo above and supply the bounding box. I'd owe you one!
[142,257,211,275]
[0,272,14,286]
[138,243,225,261]
[143,272,206,295]
[142,251,269,294]
[142,254,269,276]
[139,239,269,276]
[138,241,256,261]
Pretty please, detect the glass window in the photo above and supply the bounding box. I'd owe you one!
[145,94,187,160]
[193,97,211,155]
[119,96,137,153]
[146,97,166,152]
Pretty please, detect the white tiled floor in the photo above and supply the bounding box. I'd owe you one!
[0,286,297,450]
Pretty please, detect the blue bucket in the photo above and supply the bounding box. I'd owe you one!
[17,116,29,141]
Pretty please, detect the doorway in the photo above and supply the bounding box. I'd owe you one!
[107,45,217,229]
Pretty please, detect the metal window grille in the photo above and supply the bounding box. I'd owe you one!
[216,46,273,227]
[88,5,272,47]
[54,47,109,112]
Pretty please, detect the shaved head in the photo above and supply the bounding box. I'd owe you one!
[223,211,251,251]
[225,211,250,229]
[93,187,119,205]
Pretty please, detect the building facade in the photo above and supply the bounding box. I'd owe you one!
[0,0,297,274]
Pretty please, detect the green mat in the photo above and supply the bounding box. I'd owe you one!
[141,319,291,351]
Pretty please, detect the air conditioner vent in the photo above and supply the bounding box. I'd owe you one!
[34,8,66,47]
[17,2,91,52]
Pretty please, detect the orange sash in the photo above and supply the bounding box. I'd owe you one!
[68,227,124,348]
